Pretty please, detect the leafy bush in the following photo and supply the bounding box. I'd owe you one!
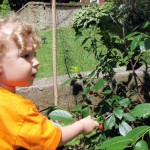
[0,0,11,16]
[46,1,150,149]
[60,1,150,149]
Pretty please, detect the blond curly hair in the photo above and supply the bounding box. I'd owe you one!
[0,15,40,59]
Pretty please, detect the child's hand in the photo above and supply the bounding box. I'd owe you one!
[79,116,99,135]
[59,115,99,146]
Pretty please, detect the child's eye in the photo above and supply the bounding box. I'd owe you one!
[23,54,30,59]
[21,52,36,59]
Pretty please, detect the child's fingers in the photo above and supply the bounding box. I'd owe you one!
[87,115,91,118]
[94,121,99,127]
[87,115,99,127]
[85,115,99,128]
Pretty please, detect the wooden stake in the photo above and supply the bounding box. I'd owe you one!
[52,0,58,106]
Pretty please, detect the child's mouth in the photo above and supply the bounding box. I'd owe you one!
[32,74,36,78]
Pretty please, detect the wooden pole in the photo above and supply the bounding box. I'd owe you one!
[52,0,58,106]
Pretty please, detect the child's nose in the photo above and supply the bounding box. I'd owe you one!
[32,57,40,67]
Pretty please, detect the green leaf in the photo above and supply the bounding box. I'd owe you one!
[87,70,97,80]
[126,126,150,145]
[119,121,132,136]
[119,98,130,107]
[61,78,76,86]
[102,90,111,94]
[85,129,97,138]
[105,114,116,130]
[125,32,140,40]
[139,38,150,52]
[113,108,124,120]
[82,107,90,118]
[83,84,91,96]
[131,103,150,118]
[134,140,149,150]
[81,37,91,46]
[70,65,81,74]
[141,21,150,29]
[130,35,143,51]
[67,136,80,146]
[96,136,132,150]
[71,104,82,112]
[123,113,135,122]
[111,95,122,101]
[48,109,73,124]
[91,79,106,92]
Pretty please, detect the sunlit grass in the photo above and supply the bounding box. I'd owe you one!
[36,27,98,78]
[36,27,150,79]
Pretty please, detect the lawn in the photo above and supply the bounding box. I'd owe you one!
[36,27,150,79]
[36,27,98,78]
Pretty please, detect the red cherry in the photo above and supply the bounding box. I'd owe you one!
[98,125,103,130]
[89,91,94,95]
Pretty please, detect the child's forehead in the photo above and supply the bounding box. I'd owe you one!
[0,22,16,35]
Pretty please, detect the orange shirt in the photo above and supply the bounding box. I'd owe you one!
[0,88,62,150]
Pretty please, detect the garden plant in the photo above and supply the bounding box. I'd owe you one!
[48,0,150,149]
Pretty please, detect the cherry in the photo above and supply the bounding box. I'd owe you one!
[89,91,94,95]
[98,124,103,130]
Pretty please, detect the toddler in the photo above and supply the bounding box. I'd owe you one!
[0,15,99,149]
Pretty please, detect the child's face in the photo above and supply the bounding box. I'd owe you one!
[0,40,40,88]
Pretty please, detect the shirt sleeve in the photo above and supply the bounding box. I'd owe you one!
[16,107,62,150]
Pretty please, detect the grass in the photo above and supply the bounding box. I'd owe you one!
[36,27,98,78]
[36,27,150,79]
